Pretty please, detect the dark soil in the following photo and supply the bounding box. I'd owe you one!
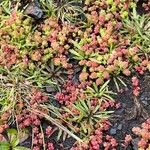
[109,72,150,150]
[136,0,148,14]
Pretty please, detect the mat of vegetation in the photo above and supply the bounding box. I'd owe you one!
[0,0,150,150]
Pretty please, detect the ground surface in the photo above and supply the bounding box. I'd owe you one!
[20,72,150,150]
[0,0,150,150]
[109,73,150,150]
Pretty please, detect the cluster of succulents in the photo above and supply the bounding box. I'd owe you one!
[55,80,81,105]
[132,76,140,96]
[0,0,150,149]
[71,120,118,150]
[142,1,150,11]
[132,118,150,149]
[32,126,55,150]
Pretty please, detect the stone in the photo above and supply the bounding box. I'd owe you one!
[46,86,56,93]
[110,128,117,135]
[24,1,43,19]
[117,124,122,130]
[114,123,118,128]
[140,95,145,101]
[142,100,148,105]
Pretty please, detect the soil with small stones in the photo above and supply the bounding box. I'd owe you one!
[109,72,150,150]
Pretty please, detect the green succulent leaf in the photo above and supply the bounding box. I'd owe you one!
[0,141,10,150]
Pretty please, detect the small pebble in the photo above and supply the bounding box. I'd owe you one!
[24,1,43,19]
[142,100,148,105]
[110,128,117,135]
[117,124,122,130]
[46,86,55,93]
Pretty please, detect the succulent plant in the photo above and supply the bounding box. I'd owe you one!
[0,128,30,150]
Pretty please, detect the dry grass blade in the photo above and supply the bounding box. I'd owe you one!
[29,108,83,143]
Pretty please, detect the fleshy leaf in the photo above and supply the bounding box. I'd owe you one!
[0,141,10,150]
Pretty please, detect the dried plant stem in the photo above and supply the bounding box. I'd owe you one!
[29,108,83,143]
